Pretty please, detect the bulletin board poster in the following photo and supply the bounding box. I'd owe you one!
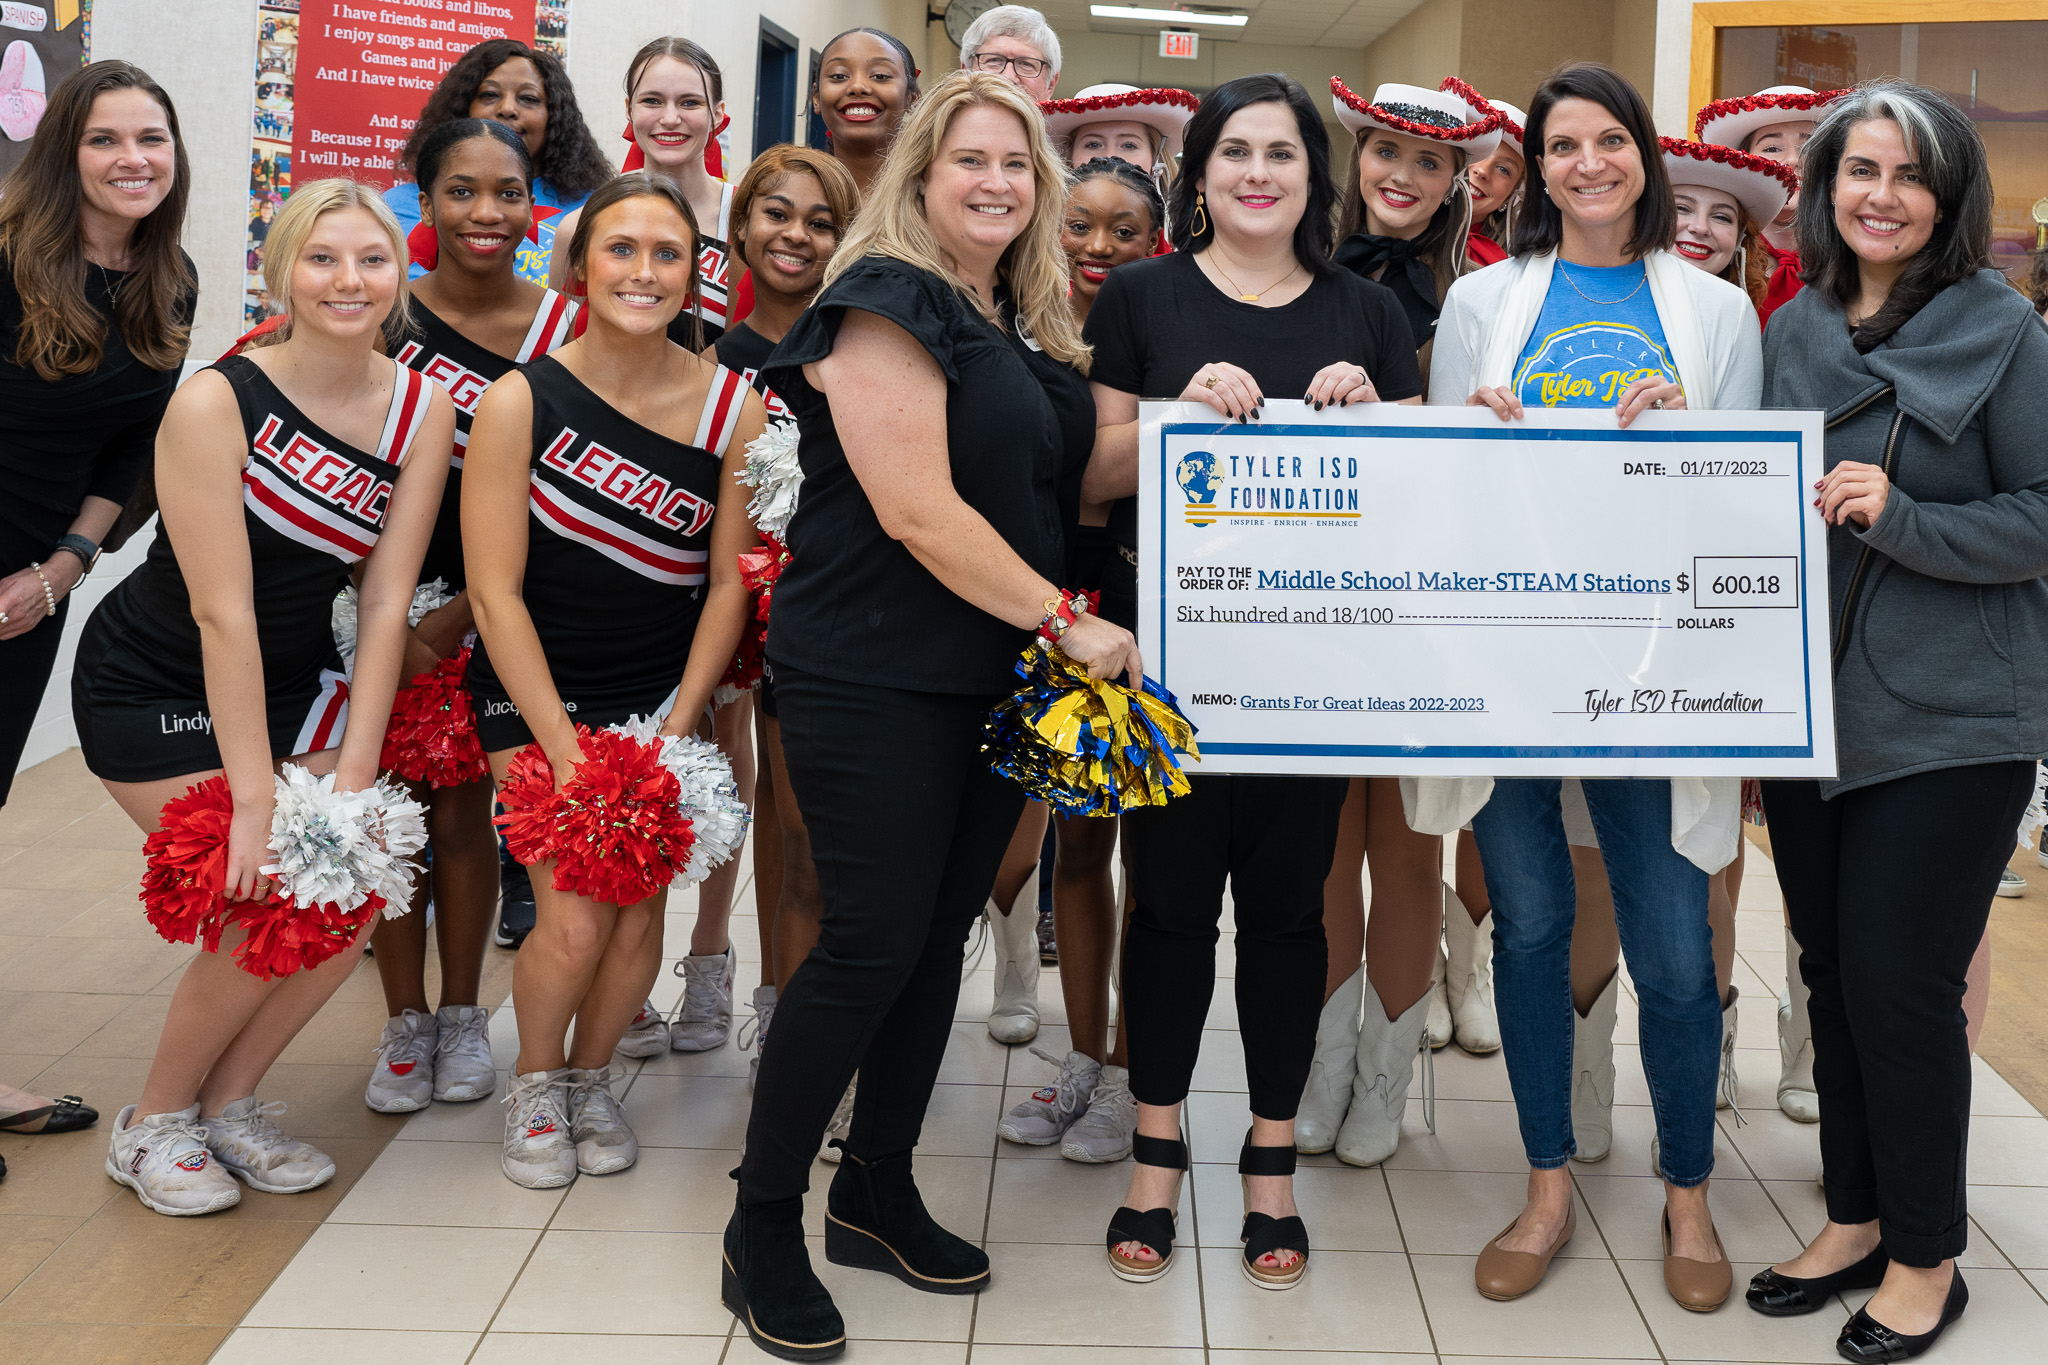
[244,0,571,324]
[0,1,92,181]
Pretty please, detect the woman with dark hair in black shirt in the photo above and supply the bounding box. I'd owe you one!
[1079,71,1423,1291]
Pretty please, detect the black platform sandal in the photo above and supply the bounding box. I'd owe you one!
[1106,1131,1188,1283]
[721,1194,846,1362]
[1239,1130,1310,1290]
[824,1146,990,1294]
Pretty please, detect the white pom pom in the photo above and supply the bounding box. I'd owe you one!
[409,578,454,627]
[737,419,802,539]
[331,587,360,666]
[712,682,752,708]
[265,765,430,915]
[608,716,752,883]
[331,579,452,669]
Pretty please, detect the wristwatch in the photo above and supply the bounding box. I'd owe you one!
[53,533,101,576]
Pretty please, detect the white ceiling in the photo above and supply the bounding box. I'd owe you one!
[1029,0,1433,49]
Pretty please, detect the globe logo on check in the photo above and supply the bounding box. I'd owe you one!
[1176,450,1219,527]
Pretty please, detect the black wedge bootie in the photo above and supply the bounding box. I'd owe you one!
[824,1145,991,1294]
[721,1194,846,1361]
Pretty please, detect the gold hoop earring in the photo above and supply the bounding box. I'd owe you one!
[1190,190,1210,237]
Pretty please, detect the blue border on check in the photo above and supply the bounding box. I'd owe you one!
[1153,422,1817,762]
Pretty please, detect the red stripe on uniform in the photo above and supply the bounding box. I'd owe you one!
[528,479,705,582]
[243,469,376,559]
[302,674,351,752]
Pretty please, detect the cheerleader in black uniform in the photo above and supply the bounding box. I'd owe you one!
[555,40,757,1058]
[704,145,859,1110]
[465,171,765,1190]
[362,117,577,1117]
[75,180,454,1216]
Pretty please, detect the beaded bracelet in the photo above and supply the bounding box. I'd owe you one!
[29,561,58,619]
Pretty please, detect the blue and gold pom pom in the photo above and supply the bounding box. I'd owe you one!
[984,641,1199,816]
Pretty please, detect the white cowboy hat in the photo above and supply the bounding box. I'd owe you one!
[1331,79,1502,162]
[1040,84,1198,167]
[1694,84,1843,151]
[1438,77,1525,154]
[1660,136,1798,227]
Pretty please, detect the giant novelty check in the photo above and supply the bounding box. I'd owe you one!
[1137,402,1834,777]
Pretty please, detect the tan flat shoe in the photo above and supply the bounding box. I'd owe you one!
[1475,1203,1576,1301]
[1661,1210,1732,1311]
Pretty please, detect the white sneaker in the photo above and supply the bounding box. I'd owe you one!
[1998,868,2026,897]
[819,1076,856,1163]
[502,1068,577,1188]
[206,1097,336,1193]
[1569,974,1621,1162]
[433,1005,495,1102]
[998,1046,1100,1145]
[366,1008,439,1113]
[986,872,1041,1045]
[739,984,776,1092]
[106,1104,241,1216]
[1061,1064,1137,1163]
[669,949,736,1052]
[615,999,668,1058]
[567,1065,638,1175]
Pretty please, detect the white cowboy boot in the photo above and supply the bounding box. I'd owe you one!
[986,869,1041,1045]
[1334,975,1431,1168]
[1425,947,1453,1050]
[1295,967,1364,1153]
[1778,927,1818,1122]
[1441,887,1501,1054]
[1569,973,1620,1162]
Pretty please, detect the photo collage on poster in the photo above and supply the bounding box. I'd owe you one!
[242,1,570,324]
[0,0,92,182]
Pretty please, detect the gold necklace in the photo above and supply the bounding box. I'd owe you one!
[1558,261,1646,306]
[1206,252,1299,303]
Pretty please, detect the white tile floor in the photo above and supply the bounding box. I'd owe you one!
[213,848,2048,1363]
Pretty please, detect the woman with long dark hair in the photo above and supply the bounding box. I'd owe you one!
[0,60,196,1150]
[810,27,921,202]
[386,38,611,283]
[362,117,577,1117]
[1080,71,1422,1291]
[76,180,453,1215]
[1428,61,1754,1309]
[1749,79,2048,1360]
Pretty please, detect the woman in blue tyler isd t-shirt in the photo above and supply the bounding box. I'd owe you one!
[383,39,612,282]
[1425,62,1761,1311]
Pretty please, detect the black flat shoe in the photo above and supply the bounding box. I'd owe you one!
[722,1193,845,1361]
[1837,1269,1967,1363]
[1747,1243,1890,1316]
[0,1095,98,1134]
[824,1147,989,1294]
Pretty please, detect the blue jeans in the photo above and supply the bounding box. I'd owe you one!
[1471,778,1720,1185]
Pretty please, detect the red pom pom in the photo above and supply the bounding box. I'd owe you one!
[381,646,488,788]
[493,726,696,906]
[141,776,375,979]
[225,891,383,982]
[141,777,239,952]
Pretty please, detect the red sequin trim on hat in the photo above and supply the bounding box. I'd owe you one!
[1437,76,1523,143]
[1039,87,1199,118]
[1331,77,1500,143]
[1658,136,1802,193]
[1692,88,1845,141]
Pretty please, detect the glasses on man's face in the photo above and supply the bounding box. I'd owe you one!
[969,51,1048,80]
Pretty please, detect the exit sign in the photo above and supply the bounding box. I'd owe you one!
[1160,30,1198,59]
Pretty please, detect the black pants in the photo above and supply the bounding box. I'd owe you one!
[1762,761,2034,1266]
[0,579,68,807]
[738,665,1023,1204]
[1120,772,1347,1118]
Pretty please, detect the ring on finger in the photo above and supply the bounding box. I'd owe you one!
[1650,397,1665,410]
[1202,374,1219,389]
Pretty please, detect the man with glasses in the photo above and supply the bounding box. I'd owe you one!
[958,3,1061,101]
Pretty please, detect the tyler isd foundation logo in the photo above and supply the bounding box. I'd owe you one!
[1177,449,1220,527]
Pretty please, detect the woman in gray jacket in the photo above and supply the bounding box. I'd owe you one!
[1752,79,2048,1361]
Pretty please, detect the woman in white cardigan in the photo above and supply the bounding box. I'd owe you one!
[1421,62,1758,1311]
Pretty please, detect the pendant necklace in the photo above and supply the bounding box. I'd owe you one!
[1208,252,1298,303]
